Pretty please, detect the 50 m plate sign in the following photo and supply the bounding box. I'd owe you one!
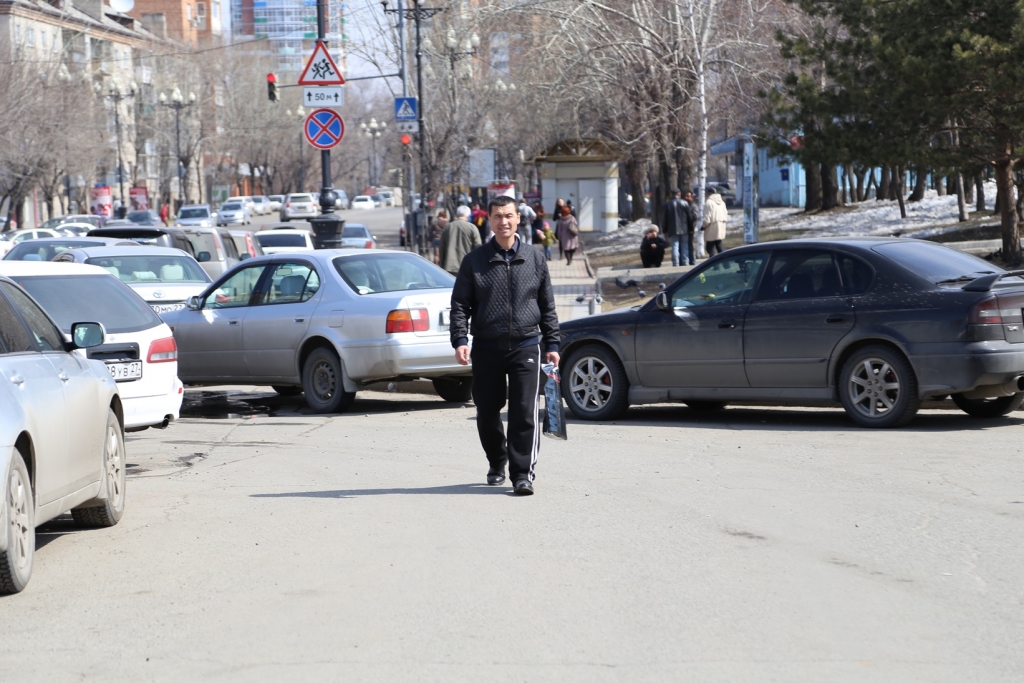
[303,87,344,108]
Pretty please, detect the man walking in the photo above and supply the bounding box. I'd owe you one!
[661,189,690,266]
[440,205,482,275]
[450,195,560,496]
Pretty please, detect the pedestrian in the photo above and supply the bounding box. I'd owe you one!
[703,187,729,256]
[159,203,169,227]
[552,198,567,257]
[541,221,556,261]
[470,203,490,242]
[517,199,536,244]
[566,199,577,218]
[661,188,693,266]
[440,205,482,275]
[431,210,448,264]
[556,205,579,265]
[532,203,546,243]
[684,190,703,259]
[640,227,668,268]
[450,195,560,496]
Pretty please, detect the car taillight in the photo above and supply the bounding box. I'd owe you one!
[386,309,430,333]
[968,295,1024,325]
[285,202,291,208]
[147,336,178,363]
[365,240,373,249]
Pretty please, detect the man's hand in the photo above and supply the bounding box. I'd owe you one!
[455,345,470,365]
[545,351,560,367]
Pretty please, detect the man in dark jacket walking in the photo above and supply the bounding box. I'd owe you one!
[661,188,695,266]
[450,195,560,496]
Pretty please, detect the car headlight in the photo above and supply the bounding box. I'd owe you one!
[200,220,209,227]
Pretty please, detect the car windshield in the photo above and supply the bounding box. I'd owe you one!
[873,241,1010,283]
[257,233,307,247]
[85,254,209,284]
[333,253,455,295]
[269,196,284,202]
[127,211,152,222]
[289,194,314,202]
[4,240,97,261]
[343,227,370,238]
[221,203,242,211]
[179,207,210,218]
[12,274,162,334]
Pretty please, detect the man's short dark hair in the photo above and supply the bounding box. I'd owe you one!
[488,195,518,215]
[671,188,681,196]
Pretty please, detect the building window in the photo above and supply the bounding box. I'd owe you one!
[197,2,206,18]
[187,3,193,20]
[26,27,35,47]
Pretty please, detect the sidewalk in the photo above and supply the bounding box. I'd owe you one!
[542,247,598,321]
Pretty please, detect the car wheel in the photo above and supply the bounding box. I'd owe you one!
[562,344,629,420]
[0,450,34,595]
[282,217,290,222]
[272,385,303,397]
[72,409,126,528]
[685,401,728,412]
[432,377,473,402]
[302,347,356,413]
[951,392,1024,418]
[839,345,921,428]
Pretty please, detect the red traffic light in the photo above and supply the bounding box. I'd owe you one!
[400,134,412,145]
[267,73,277,83]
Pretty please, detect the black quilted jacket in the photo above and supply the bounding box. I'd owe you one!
[450,240,560,350]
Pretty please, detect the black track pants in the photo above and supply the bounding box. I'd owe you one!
[471,344,542,483]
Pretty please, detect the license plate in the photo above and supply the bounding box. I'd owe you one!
[107,361,142,382]
[440,310,450,327]
[151,303,186,314]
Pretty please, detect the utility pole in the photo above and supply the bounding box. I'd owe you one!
[309,0,344,248]
[397,0,416,252]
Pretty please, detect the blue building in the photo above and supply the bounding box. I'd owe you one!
[709,138,806,208]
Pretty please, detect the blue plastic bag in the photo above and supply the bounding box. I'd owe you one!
[541,363,567,440]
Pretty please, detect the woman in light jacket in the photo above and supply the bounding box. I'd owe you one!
[703,188,729,256]
[556,205,579,265]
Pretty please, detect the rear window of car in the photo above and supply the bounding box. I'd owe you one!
[354,196,370,202]
[127,211,153,222]
[289,194,314,203]
[221,203,242,211]
[873,241,1008,283]
[187,232,219,257]
[85,255,209,283]
[257,233,308,247]
[343,227,370,238]
[4,240,97,261]
[179,207,210,219]
[333,254,454,295]
[12,274,162,334]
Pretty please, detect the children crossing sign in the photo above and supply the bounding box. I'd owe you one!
[298,42,346,86]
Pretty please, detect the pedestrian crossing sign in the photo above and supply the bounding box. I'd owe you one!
[298,41,346,86]
[394,97,418,121]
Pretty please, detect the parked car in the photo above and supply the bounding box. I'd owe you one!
[180,226,241,279]
[0,261,183,431]
[340,224,376,249]
[227,196,256,214]
[280,193,318,222]
[37,214,103,231]
[56,223,95,236]
[0,228,64,255]
[229,230,265,260]
[3,236,140,262]
[350,195,375,210]
[175,204,215,228]
[268,195,285,212]
[87,227,196,256]
[370,194,383,208]
[161,250,472,412]
[558,238,1024,428]
[0,276,123,594]
[251,196,271,215]
[52,246,212,316]
[256,229,315,254]
[335,190,349,209]
[126,210,161,226]
[216,201,251,226]
[377,191,395,207]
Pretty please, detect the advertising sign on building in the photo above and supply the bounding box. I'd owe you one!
[90,186,112,218]
[129,186,149,211]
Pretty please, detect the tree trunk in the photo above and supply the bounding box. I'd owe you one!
[895,166,908,219]
[936,174,947,197]
[864,169,876,202]
[878,165,891,201]
[626,158,646,221]
[805,161,822,211]
[975,172,986,212]
[994,159,1022,264]
[855,167,867,201]
[908,166,927,201]
[954,173,969,222]
[964,173,974,205]
[821,163,841,210]
[840,165,848,204]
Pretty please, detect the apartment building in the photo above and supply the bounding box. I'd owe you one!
[230,0,346,74]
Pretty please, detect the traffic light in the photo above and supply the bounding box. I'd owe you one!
[267,73,279,102]
[400,134,412,146]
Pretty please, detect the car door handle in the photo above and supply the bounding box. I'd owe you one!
[58,372,69,382]
[718,320,736,329]
[294,317,305,323]
[825,315,846,324]
[228,320,239,325]
[9,374,24,386]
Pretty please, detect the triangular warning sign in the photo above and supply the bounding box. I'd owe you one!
[298,41,345,86]
[396,100,416,119]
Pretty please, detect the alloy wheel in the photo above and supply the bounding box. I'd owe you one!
[569,356,614,412]
[848,358,901,418]
[8,467,31,572]
[105,424,124,510]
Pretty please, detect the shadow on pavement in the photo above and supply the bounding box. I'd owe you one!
[180,389,450,420]
[35,514,82,551]
[251,483,507,499]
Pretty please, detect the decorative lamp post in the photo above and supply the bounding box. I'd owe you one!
[158,86,196,209]
[359,117,385,187]
[106,79,137,218]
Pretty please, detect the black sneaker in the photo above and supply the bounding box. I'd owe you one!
[486,464,506,486]
[513,479,534,496]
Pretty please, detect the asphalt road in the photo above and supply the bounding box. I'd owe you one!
[2,390,1022,680]
[249,206,406,248]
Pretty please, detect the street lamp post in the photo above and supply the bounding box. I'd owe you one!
[105,79,137,219]
[359,118,386,187]
[158,86,196,211]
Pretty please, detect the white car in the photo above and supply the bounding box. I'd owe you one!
[251,196,271,216]
[0,262,184,431]
[280,193,319,222]
[0,275,125,594]
[227,196,256,214]
[217,201,251,226]
[0,229,63,257]
[350,195,376,210]
[268,195,285,212]
[51,246,212,317]
[255,229,315,254]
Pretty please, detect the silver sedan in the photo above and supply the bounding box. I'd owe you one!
[161,250,472,412]
[0,276,125,594]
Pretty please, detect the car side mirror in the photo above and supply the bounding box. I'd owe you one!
[197,251,212,262]
[71,322,105,349]
[187,295,201,310]
[238,253,250,260]
[655,291,669,310]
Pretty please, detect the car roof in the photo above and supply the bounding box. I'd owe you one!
[180,204,210,209]
[258,229,310,236]
[7,236,134,246]
[353,195,371,200]
[0,261,110,277]
[63,246,192,258]
[89,227,180,236]
[724,236,911,253]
